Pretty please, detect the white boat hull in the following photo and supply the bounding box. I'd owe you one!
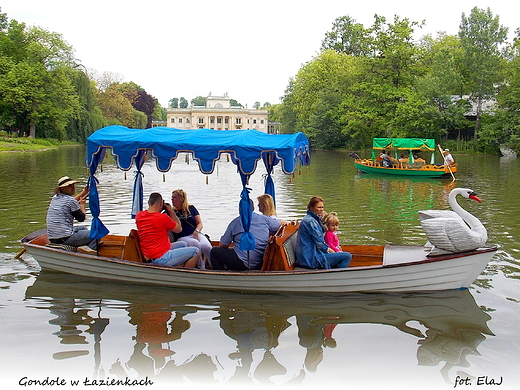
[22,240,496,293]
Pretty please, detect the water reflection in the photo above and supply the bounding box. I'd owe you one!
[25,271,493,386]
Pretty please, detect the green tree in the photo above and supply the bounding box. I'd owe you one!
[414,33,472,140]
[96,86,135,127]
[281,50,361,145]
[321,15,371,56]
[480,29,520,152]
[265,104,281,122]
[169,97,179,108]
[65,68,106,142]
[459,7,508,140]
[110,82,156,128]
[152,100,166,122]
[179,97,188,108]
[191,96,206,106]
[339,15,425,143]
[0,18,80,139]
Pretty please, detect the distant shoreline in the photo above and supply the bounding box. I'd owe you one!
[0,140,81,153]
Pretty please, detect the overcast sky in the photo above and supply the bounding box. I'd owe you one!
[2,1,518,108]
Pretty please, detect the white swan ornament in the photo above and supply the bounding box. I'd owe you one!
[418,188,488,256]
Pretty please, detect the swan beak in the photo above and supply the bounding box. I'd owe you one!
[469,194,482,203]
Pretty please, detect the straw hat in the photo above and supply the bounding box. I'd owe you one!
[57,176,79,187]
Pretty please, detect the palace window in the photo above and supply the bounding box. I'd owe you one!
[178,118,183,123]
[236,118,242,125]
[170,118,175,123]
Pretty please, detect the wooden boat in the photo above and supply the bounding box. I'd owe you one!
[21,224,496,293]
[21,126,495,293]
[500,144,517,158]
[353,138,457,177]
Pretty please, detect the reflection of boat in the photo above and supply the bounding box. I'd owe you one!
[26,270,493,338]
[353,138,457,177]
[25,270,493,385]
[22,126,494,293]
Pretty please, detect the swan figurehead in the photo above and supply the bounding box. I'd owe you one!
[419,188,488,256]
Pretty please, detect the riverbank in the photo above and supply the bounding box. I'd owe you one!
[0,136,79,152]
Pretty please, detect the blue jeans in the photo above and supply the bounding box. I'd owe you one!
[325,251,352,268]
[64,226,97,249]
[152,242,199,267]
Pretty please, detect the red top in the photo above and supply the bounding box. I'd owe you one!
[135,210,176,260]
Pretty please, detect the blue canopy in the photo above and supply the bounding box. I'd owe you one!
[86,126,311,255]
[87,126,310,174]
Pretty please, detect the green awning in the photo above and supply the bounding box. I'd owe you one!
[372,138,436,151]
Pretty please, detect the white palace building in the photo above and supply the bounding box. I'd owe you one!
[163,93,270,133]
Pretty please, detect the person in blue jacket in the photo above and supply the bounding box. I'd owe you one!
[296,196,351,269]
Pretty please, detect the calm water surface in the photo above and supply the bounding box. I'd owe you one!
[1,147,519,389]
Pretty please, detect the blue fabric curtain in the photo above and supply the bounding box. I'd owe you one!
[238,171,255,251]
[131,150,146,218]
[88,148,110,239]
[262,152,279,206]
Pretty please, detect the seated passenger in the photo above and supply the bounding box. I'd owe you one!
[399,153,409,168]
[169,189,212,269]
[46,176,97,254]
[413,154,425,163]
[135,193,200,267]
[257,194,277,218]
[296,196,351,269]
[210,201,281,270]
[324,212,342,253]
[257,193,286,225]
[380,150,392,167]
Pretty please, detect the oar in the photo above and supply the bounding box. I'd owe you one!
[14,247,26,259]
[437,144,456,181]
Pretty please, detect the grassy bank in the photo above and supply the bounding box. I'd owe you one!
[0,136,79,152]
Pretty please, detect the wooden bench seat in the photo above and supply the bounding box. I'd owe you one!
[98,230,146,263]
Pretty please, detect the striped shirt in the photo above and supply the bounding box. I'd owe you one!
[46,193,84,239]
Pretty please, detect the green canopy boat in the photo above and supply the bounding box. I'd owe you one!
[353,138,457,178]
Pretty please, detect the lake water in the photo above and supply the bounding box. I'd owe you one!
[1,146,519,390]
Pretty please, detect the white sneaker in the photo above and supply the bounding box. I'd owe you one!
[77,245,97,255]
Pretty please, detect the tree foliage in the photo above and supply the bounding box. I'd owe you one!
[0,18,80,139]
[0,11,160,140]
[179,97,188,108]
[281,8,518,153]
[191,96,207,106]
[459,7,508,140]
[480,28,520,151]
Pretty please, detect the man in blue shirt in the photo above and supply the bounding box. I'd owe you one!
[210,203,281,270]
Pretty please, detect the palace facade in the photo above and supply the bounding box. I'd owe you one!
[164,93,269,132]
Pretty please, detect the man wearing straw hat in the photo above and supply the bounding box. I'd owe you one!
[46,176,97,254]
